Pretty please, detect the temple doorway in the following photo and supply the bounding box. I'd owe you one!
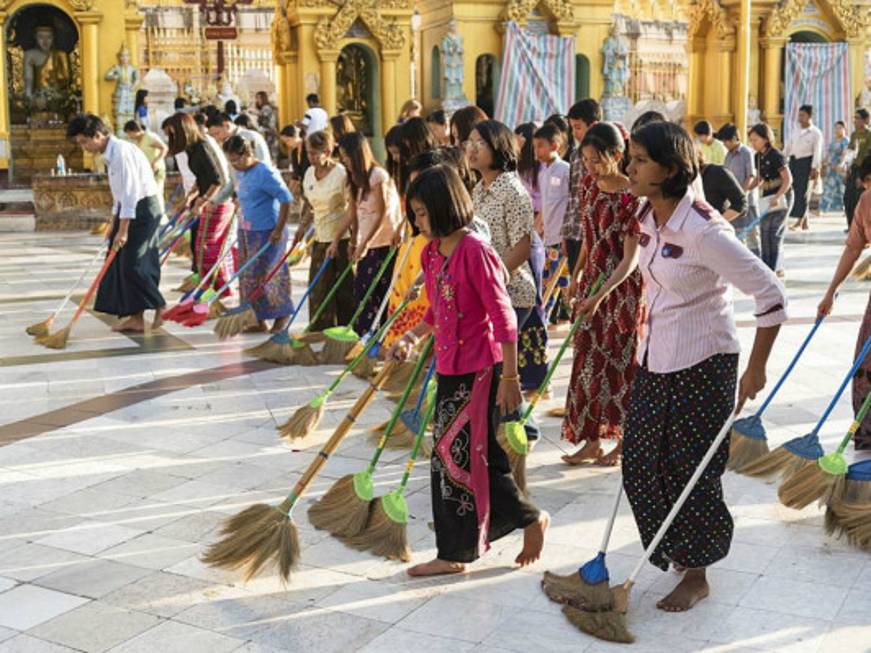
[336,43,379,138]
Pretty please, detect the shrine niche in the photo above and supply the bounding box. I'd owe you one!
[336,43,377,135]
[6,5,82,125]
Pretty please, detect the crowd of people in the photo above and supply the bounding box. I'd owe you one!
[68,88,871,614]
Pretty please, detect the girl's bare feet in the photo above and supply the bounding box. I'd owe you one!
[657,568,709,612]
[271,317,289,333]
[516,511,549,566]
[112,315,145,332]
[152,307,164,330]
[595,439,623,467]
[561,440,602,465]
[407,559,466,577]
[243,321,268,334]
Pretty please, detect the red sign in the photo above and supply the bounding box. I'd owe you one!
[205,26,237,39]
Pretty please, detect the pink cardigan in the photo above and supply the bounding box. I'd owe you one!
[422,232,518,375]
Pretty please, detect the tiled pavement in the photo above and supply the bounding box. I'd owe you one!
[0,217,869,653]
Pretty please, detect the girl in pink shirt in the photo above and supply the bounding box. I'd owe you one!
[388,165,548,577]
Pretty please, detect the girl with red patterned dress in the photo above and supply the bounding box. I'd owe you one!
[561,122,644,467]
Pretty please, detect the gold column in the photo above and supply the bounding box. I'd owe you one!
[760,36,786,136]
[77,13,103,115]
[713,38,736,126]
[125,16,143,67]
[319,52,338,117]
[685,37,705,126]
[381,55,398,136]
[734,0,751,138]
[0,11,9,169]
[848,36,865,107]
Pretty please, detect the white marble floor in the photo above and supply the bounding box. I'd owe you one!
[0,217,869,653]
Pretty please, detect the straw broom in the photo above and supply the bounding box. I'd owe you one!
[308,338,433,538]
[824,460,871,538]
[201,362,395,581]
[164,237,237,323]
[558,411,738,644]
[343,400,436,560]
[27,246,106,338]
[778,389,871,510]
[741,333,871,479]
[728,315,824,473]
[277,298,412,440]
[370,360,436,451]
[38,247,120,350]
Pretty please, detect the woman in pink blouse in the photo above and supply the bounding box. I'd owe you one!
[818,156,871,450]
[388,165,548,578]
[623,122,786,612]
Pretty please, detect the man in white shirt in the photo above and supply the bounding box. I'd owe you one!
[300,94,329,134]
[783,103,823,230]
[205,113,272,165]
[67,113,165,332]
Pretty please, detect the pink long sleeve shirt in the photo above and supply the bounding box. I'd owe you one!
[422,232,518,376]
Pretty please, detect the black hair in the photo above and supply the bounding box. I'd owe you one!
[134,89,148,111]
[450,105,488,145]
[748,122,775,146]
[193,112,206,127]
[123,120,143,133]
[544,113,574,156]
[406,165,474,238]
[174,97,187,110]
[717,123,739,142]
[204,104,221,119]
[224,100,238,115]
[306,93,320,105]
[836,120,846,128]
[400,117,437,159]
[338,131,378,198]
[857,108,870,121]
[799,104,813,116]
[568,99,602,126]
[630,121,699,200]
[534,123,561,145]
[514,122,539,191]
[206,113,233,129]
[384,124,403,182]
[472,119,517,172]
[631,111,666,131]
[693,120,713,137]
[66,113,110,139]
[581,122,627,174]
[234,113,254,129]
[280,124,299,138]
[426,109,447,127]
[222,134,253,158]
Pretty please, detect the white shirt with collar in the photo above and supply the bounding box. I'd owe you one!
[637,188,787,374]
[234,126,272,165]
[302,107,329,134]
[784,123,823,169]
[103,135,158,220]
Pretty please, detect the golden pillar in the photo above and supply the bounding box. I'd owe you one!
[0,11,9,169]
[125,16,143,67]
[77,13,103,115]
[734,0,751,138]
[760,36,786,136]
[713,38,735,126]
[686,37,705,124]
[848,36,865,108]
[381,55,398,136]
[319,52,338,117]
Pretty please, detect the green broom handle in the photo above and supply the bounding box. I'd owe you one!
[398,398,437,492]
[519,272,606,424]
[367,336,435,472]
[303,259,356,332]
[317,297,413,399]
[342,246,398,331]
[281,255,333,332]
[835,382,871,454]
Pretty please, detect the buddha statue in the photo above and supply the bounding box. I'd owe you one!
[24,25,72,99]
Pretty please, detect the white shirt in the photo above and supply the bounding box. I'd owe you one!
[234,126,272,165]
[173,151,197,193]
[302,106,329,134]
[103,136,158,220]
[784,124,823,169]
[637,189,787,374]
[537,157,571,247]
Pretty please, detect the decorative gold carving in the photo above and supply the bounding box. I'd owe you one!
[763,0,805,37]
[272,10,292,54]
[827,0,867,38]
[314,0,407,52]
[69,0,96,11]
[687,0,734,39]
[764,0,867,38]
[505,0,574,25]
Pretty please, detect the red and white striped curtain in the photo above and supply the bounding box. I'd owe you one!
[783,43,851,147]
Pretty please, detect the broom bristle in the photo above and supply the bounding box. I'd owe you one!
[777,461,829,509]
[39,326,71,350]
[296,345,320,366]
[174,274,199,293]
[26,318,52,337]
[382,361,421,395]
[214,308,256,340]
[307,475,373,538]
[320,338,356,365]
[541,571,611,608]
[277,516,302,581]
[208,300,227,319]
[278,403,324,441]
[846,478,871,504]
[497,426,527,495]
[201,503,275,570]
[343,499,411,561]
[727,432,771,473]
[738,446,798,479]
[244,337,292,362]
[561,605,634,644]
[352,356,379,380]
[296,330,326,344]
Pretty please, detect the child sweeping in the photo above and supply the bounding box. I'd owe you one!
[388,165,549,576]
[562,122,643,467]
[623,121,785,611]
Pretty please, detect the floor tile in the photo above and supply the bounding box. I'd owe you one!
[34,520,144,556]
[34,557,152,599]
[0,635,80,653]
[28,601,161,653]
[0,584,89,630]
[105,620,244,653]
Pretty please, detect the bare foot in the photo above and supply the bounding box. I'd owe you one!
[152,307,164,330]
[407,559,466,577]
[561,440,603,466]
[788,220,802,232]
[243,322,268,334]
[595,439,623,467]
[112,316,145,332]
[657,568,709,612]
[271,317,289,333]
[516,511,550,567]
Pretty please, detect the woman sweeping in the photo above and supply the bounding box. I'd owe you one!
[562,122,644,467]
[327,132,403,336]
[164,112,235,295]
[624,121,786,611]
[223,135,294,332]
[819,120,850,213]
[292,130,354,331]
[818,155,871,450]
[389,164,548,576]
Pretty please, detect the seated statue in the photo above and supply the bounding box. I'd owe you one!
[24,25,71,99]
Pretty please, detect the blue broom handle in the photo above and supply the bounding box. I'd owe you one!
[412,358,436,415]
[811,331,871,435]
[282,255,333,331]
[736,207,769,240]
[160,214,199,258]
[209,241,271,300]
[753,314,825,417]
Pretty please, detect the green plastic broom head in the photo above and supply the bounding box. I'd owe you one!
[309,391,330,409]
[818,452,848,476]
[352,470,374,502]
[503,420,529,456]
[199,289,217,303]
[381,489,409,525]
[323,325,360,343]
